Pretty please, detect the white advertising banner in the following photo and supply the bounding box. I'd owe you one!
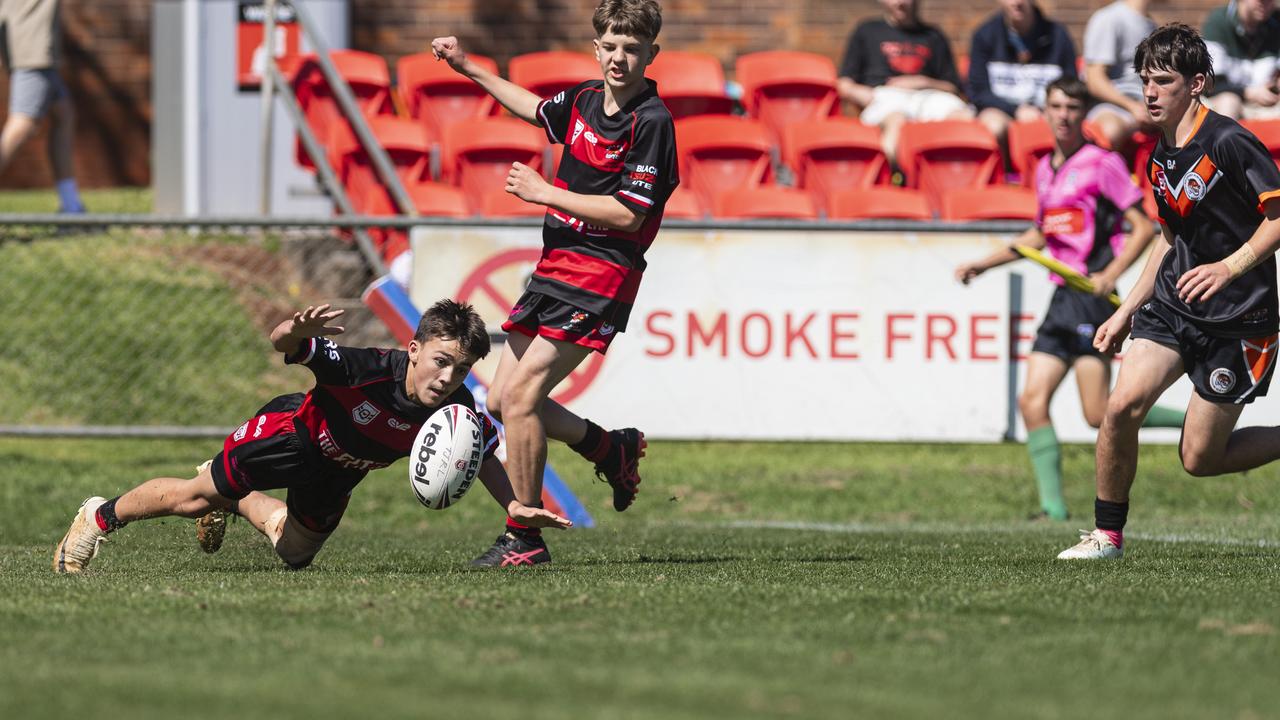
[409,226,1262,443]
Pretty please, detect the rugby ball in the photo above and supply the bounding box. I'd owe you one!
[408,404,484,510]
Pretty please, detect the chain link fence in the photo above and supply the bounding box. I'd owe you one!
[0,224,393,435]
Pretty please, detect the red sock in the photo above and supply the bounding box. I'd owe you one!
[506,515,541,538]
[1099,528,1123,548]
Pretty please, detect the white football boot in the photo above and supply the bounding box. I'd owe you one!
[53,496,108,574]
[1056,529,1123,560]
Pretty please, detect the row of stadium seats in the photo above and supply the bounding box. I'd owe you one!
[286,49,1280,227]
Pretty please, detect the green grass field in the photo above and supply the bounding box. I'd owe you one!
[3,437,1278,719]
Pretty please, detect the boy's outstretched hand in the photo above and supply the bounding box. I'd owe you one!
[290,304,346,338]
[507,501,573,529]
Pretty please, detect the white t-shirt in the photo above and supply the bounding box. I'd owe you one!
[1083,1,1156,100]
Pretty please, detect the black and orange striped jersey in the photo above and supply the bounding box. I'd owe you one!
[1148,106,1280,337]
[531,79,679,331]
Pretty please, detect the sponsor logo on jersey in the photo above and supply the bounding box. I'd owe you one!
[553,91,565,104]
[352,401,380,425]
[584,130,598,145]
[570,118,586,146]
[605,144,626,159]
[321,338,340,362]
[388,417,411,432]
[562,310,591,329]
[318,428,387,471]
[1041,207,1086,235]
[1209,368,1236,394]
[233,421,250,442]
[252,415,267,438]
[600,323,616,336]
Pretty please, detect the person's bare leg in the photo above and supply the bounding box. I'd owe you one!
[113,465,234,521]
[487,332,588,444]
[0,113,39,174]
[1073,355,1112,430]
[1095,340,1184,503]
[880,112,907,167]
[498,336,593,506]
[1179,393,1280,476]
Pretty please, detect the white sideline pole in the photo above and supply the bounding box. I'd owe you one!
[258,0,279,216]
[182,0,201,216]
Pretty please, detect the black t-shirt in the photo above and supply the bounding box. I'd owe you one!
[284,338,498,476]
[531,79,679,328]
[1148,107,1280,336]
[839,18,962,89]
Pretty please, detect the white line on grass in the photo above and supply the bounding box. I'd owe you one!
[684,519,1280,549]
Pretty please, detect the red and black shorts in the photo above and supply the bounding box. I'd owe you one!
[210,393,359,533]
[1131,301,1279,405]
[502,290,622,353]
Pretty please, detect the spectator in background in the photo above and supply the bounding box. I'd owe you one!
[0,0,84,212]
[1202,0,1280,119]
[969,0,1077,149]
[1083,0,1157,151]
[837,0,972,165]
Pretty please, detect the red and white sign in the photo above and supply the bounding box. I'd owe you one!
[411,227,1199,442]
[237,2,301,91]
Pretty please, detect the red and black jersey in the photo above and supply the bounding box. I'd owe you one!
[1148,106,1280,337]
[532,79,679,330]
[282,337,498,478]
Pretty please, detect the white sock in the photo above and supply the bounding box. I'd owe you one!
[56,178,84,212]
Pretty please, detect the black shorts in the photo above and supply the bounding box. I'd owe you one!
[210,393,360,533]
[503,290,620,354]
[1031,286,1116,361]
[1131,300,1279,405]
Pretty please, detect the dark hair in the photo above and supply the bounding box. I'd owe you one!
[1133,23,1214,86]
[592,0,662,42]
[414,299,491,359]
[1045,76,1091,104]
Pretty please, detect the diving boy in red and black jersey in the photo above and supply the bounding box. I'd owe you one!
[1059,24,1280,560]
[433,0,677,566]
[52,300,570,575]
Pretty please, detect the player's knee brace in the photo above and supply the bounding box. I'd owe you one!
[266,508,330,570]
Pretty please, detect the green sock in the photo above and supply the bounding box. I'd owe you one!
[1027,426,1068,520]
[1142,404,1185,428]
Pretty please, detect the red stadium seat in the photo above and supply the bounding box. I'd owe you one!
[473,189,548,218]
[711,187,818,219]
[675,116,774,206]
[826,187,933,220]
[1241,119,1280,168]
[332,117,432,212]
[440,118,546,199]
[663,186,706,220]
[782,119,889,209]
[734,51,839,141]
[363,181,471,261]
[646,50,733,120]
[1007,120,1054,186]
[508,51,599,99]
[397,51,500,138]
[896,120,1003,208]
[291,51,396,171]
[940,186,1037,221]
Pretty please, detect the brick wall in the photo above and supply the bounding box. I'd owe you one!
[0,0,1227,189]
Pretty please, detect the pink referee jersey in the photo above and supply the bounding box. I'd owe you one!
[1034,143,1144,285]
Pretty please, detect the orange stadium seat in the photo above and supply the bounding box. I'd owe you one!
[734,51,839,142]
[896,120,1003,208]
[645,50,733,120]
[291,51,396,172]
[508,51,599,99]
[473,189,549,218]
[711,187,819,220]
[363,181,471,260]
[1241,119,1280,167]
[675,116,774,205]
[782,119,889,208]
[397,51,500,138]
[1007,120,1054,186]
[662,186,706,220]
[826,187,933,220]
[441,117,546,198]
[332,117,432,212]
[940,186,1037,221]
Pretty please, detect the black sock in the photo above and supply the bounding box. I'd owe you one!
[96,497,128,533]
[1094,498,1129,531]
[569,420,610,463]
